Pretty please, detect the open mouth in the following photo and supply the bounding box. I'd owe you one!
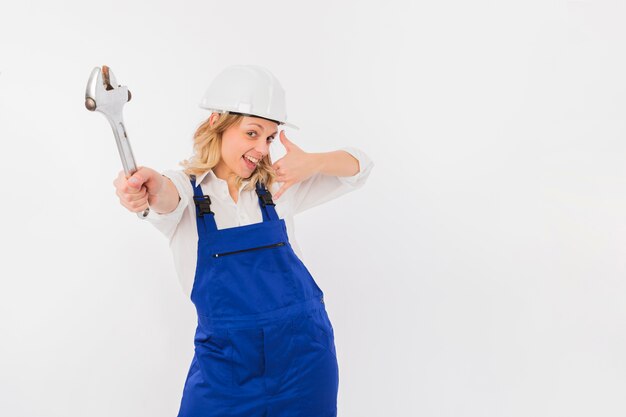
[242,154,259,170]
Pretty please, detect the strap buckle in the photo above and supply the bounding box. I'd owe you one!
[256,188,275,207]
[193,195,214,217]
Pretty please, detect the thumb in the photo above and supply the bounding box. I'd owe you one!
[128,172,145,189]
[129,166,164,194]
[280,130,291,150]
[280,130,300,152]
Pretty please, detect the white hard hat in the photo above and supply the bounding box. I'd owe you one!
[199,65,299,130]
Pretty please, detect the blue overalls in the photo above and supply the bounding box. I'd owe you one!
[177,175,339,417]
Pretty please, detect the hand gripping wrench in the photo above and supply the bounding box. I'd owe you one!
[84,66,149,219]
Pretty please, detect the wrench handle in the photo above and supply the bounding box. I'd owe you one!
[110,118,150,219]
[137,207,150,219]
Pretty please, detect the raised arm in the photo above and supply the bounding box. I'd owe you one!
[272,144,374,216]
[311,150,360,177]
[271,131,362,200]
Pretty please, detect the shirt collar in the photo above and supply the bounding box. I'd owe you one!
[194,169,213,186]
[194,169,251,189]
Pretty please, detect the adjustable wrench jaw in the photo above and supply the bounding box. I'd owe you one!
[85,66,149,219]
[85,66,131,112]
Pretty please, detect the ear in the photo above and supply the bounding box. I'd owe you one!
[209,112,220,127]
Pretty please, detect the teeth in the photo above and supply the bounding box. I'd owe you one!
[244,155,259,164]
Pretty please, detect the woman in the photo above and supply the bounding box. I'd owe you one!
[113,65,373,417]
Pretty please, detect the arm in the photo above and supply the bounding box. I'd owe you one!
[114,167,188,240]
[271,131,367,200]
[275,146,374,215]
[149,175,181,214]
[140,169,190,241]
[115,166,181,215]
[309,150,360,178]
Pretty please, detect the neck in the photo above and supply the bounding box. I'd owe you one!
[213,161,249,192]
[212,159,234,180]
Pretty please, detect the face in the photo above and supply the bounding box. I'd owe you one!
[212,114,278,181]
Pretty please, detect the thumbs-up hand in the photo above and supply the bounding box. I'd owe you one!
[271,131,318,200]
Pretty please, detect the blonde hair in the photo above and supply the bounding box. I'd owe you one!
[179,112,277,192]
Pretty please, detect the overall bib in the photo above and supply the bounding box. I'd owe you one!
[177,175,339,417]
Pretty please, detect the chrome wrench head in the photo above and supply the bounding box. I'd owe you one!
[85,65,149,219]
[85,65,131,112]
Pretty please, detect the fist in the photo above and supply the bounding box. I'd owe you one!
[113,166,164,213]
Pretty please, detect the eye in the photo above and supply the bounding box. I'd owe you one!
[247,131,257,137]
[267,136,275,143]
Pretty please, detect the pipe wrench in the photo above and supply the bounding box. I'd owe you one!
[85,66,149,219]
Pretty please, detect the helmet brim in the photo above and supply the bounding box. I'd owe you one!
[200,108,299,130]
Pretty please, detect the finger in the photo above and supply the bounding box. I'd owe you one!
[123,185,142,195]
[131,197,150,212]
[117,186,146,205]
[125,195,149,211]
[273,171,287,181]
[136,201,149,213]
[126,186,148,202]
[113,170,125,187]
[274,182,292,200]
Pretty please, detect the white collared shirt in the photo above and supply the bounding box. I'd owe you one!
[145,147,374,297]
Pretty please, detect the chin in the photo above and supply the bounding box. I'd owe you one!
[236,168,250,179]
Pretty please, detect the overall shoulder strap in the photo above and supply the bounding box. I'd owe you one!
[255,181,279,222]
[190,174,218,235]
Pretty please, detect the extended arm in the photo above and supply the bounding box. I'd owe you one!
[309,150,360,178]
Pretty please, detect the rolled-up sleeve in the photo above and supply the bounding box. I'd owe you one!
[285,147,374,215]
[336,147,374,186]
[144,170,191,241]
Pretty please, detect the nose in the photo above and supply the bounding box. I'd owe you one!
[254,137,270,157]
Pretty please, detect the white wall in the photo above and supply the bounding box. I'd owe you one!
[1,1,625,416]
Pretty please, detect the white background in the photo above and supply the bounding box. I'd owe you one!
[1,1,625,416]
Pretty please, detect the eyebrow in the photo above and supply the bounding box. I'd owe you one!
[249,123,278,136]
